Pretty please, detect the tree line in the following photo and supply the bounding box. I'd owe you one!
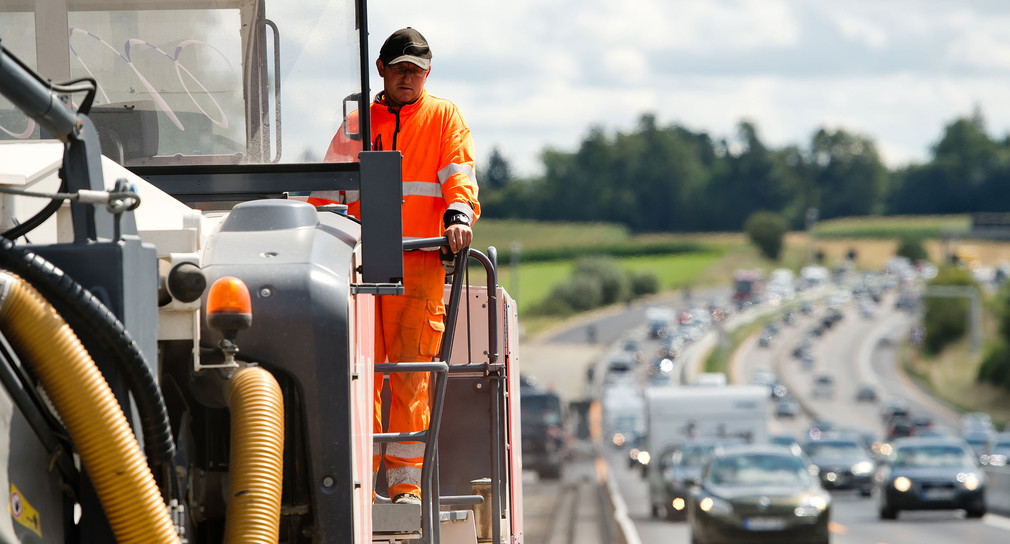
[479,108,1010,232]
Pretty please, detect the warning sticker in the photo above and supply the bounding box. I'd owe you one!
[9,485,42,538]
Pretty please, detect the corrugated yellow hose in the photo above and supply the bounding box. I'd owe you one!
[224,365,285,543]
[0,272,180,543]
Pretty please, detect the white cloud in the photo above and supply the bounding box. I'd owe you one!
[359,1,1010,177]
[834,14,889,50]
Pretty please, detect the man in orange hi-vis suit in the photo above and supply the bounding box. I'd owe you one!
[308,27,479,505]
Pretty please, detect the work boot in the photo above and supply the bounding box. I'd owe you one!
[393,493,421,505]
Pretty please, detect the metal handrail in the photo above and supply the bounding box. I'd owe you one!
[373,237,463,544]
[373,238,507,544]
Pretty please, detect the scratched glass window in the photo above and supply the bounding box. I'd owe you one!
[68,10,245,157]
[0,12,37,140]
[1,1,363,165]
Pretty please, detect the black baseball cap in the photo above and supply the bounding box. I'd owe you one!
[379,28,432,70]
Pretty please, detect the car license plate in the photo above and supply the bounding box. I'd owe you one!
[744,517,787,531]
[922,488,956,501]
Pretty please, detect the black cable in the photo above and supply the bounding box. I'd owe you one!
[0,238,176,487]
[1,177,67,240]
[0,180,140,240]
[2,197,65,240]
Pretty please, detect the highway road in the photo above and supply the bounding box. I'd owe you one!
[521,284,1010,544]
[604,291,1010,544]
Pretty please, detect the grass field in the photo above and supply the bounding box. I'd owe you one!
[813,214,970,239]
[472,219,630,254]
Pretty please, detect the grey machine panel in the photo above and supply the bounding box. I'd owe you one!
[199,199,360,544]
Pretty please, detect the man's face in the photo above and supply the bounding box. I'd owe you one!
[378,60,429,107]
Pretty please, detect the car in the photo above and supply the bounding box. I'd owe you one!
[855,384,878,403]
[962,429,994,461]
[648,439,743,521]
[802,437,875,496]
[886,415,913,440]
[960,412,994,434]
[876,436,986,520]
[688,444,831,544]
[750,370,787,399]
[807,420,835,441]
[799,351,815,370]
[519,387,567,479]
[983,432,1010,466]
[646,357,678,386]
[910,415,934,435]
[605,355,635,380]
[621,337,645,362]
[811,375,835,398]
[769,433,800,450]
[658,334,686,359]
[646,307,675,339]
[880,396,909,423]
[775,397,802,419]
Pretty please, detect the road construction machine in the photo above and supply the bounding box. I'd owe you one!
[0,1,522,543]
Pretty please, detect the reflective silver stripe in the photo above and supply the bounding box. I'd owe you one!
[386,466,421,489]
[437,163,475,186]
[386,441,426,460]
[447,201,474,222]
[403,181,441,198]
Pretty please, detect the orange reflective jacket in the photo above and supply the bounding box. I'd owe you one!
[312,90,480,238]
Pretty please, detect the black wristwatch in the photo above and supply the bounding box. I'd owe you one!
[443,211,471,228]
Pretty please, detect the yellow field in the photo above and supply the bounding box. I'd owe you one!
[785,233,1010,269]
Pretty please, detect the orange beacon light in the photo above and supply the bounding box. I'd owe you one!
[207,276,253,338]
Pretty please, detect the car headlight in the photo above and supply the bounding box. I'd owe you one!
[893,476,912,492]
[851,461,875,476]
[958,472,981,491]
[794,495,829,517]
[638,451,652,466]
[699,496,733,516]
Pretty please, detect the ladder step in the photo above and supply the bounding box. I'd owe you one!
[372,503,421,535]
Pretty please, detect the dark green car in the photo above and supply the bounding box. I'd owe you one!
[688,444,831,544]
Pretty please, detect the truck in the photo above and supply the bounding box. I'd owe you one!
[0,2,522,543]
[641,385,769,515]
[519,385,566,480]
[732,269,765,309]
[641,384,769,455]
[601,381,646,450]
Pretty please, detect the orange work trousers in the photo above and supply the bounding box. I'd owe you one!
[374,250,446,499]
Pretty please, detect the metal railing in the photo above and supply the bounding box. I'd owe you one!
[373,238,504,544]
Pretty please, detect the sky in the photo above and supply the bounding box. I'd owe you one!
[368,0,1010,177]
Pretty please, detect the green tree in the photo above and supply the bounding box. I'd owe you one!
[921,266,977,355]
[572,255,630,305]
[977,282,1010,391]
[887,110,1010,214]
[701,122,790,230]
[895,236,929,263]
[481,146,513,190]
[744,211,788,260]
[809,128,888,219]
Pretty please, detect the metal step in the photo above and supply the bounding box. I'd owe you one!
[373,503,421,537]
[372,507,478,544]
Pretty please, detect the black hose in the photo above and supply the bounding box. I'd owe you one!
[0,237,176,474]
[2,197,65,240]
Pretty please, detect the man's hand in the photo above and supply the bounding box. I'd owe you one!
[445,224,472,254]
